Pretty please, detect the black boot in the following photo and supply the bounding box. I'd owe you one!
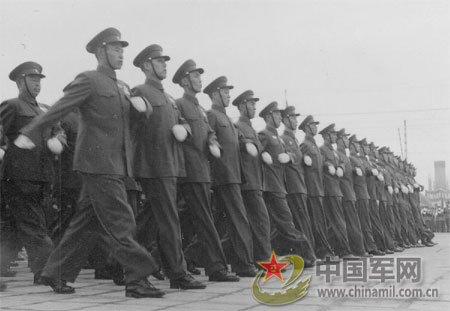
[39,276,75,294]
[125,279,165,298]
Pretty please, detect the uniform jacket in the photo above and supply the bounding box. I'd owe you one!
[258,125,287,194]
[300,134,324,197]
[235,116,264,191]
[320,142,343,197]
[207,104,241,186]
[337,147,356,202]
[176,93,213,183]
[21,65,147,177]
[375,161,387,202]
[131,78,185,178]
[281,129,307,195]
[350,153,370,200]
[361,155,378,200]
[0,94,54,181]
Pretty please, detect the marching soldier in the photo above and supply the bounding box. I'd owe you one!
[348,134,381,256]
[280,106,316,262]
[204,76,256,276]
[359,139,392,254]
[233,90,272,263]
[299,115,337,261]
[259,103,315,266]
[319,124,353,258]
[172,62,240,281]
[16,28,164,297]
[131,46,207,289]
[336,128,368,257]
[0,62,59,284]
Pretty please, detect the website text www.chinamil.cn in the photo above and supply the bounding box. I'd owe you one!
[317,285,439,298]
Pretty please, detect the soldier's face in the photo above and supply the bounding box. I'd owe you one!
[188,71,202,93]
[272,111,282,128]
[329,132,337,143]
[241,101,256,119]
[308,123,318,135]
[151,58,167,79]
[283,116,298,130]
[105,43,124,69]
[21,75,41,98]
[219,88,231,107]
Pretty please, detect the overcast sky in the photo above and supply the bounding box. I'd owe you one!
[1,0,449,189]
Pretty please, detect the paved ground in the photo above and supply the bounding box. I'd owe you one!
[1,233,449,311]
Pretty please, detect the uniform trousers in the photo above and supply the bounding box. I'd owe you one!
[368,199,387,250]
[377,201,395,250]
[214,184,254,272]
[263,192,315,261]
[241,190,272,262]
[323,196,352,256]
[355,199,378,252]
[286,193,315,248]
[140,178,187,280]
[341,200,366,255]
[41,173,157,283]
[3,179,54,275]
[180,182,228,275]
[306,196,334,259]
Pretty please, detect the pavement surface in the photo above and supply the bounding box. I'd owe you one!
[1,233,449,311]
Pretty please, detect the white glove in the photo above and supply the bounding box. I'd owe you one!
[408,185,414,193]
[0,148,5,161]
[245,143,258,157]
[401,185,408,194]
[336,167,344,177]
[371,168,379,176]
[328,165,336,175]
[14,134,36,149]
[47,137,64,154]
[356,167,363,176]
[129,96,147,112]
[172,124,188,142]
[209,144,221,158]
[377,174,384,181]
[262,152,273,165]
[394,187,399,194]
[278,153,290,164]
[414,183,420,189]
[304,155,312,166]
[388,186,393,194]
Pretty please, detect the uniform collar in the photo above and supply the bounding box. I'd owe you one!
[18,92,38,106]
[239,116,252,126]
[305,133,316,144]
[183,92,199,105]
[212,103,226,114]
[283,128,296,139]
[97,65,117,80]
[265,124,278,135]
[145,77,164,91]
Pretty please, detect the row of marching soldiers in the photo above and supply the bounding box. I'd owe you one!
[0,27,436,297]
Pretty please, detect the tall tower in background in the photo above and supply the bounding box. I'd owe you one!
[434,161,447,190]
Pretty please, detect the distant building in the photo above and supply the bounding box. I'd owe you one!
[434,161,447,190]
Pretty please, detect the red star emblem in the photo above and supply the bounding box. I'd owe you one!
[257,251,289,282]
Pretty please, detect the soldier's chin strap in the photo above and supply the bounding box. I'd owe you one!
[150,58,164,80]
[218,89,226,107]
[243,101,250,118]
[102,44,115,70]
[270,113,276,127]
[22,76,36,99]
[186,72,197,93]
[286,115,294,130]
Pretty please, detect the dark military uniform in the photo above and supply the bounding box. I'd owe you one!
[175,89,230,275]
[131,73,188,280]
[21,60,158,285]
[281,128,315,249]
[259,108,315,262]
[300,131,335,259]
[0,62,54,278]
[336,130,366,256]
[206,100,254,272]
[319,137,352,257]
[349,146,378,253]
[235,112,272,262]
